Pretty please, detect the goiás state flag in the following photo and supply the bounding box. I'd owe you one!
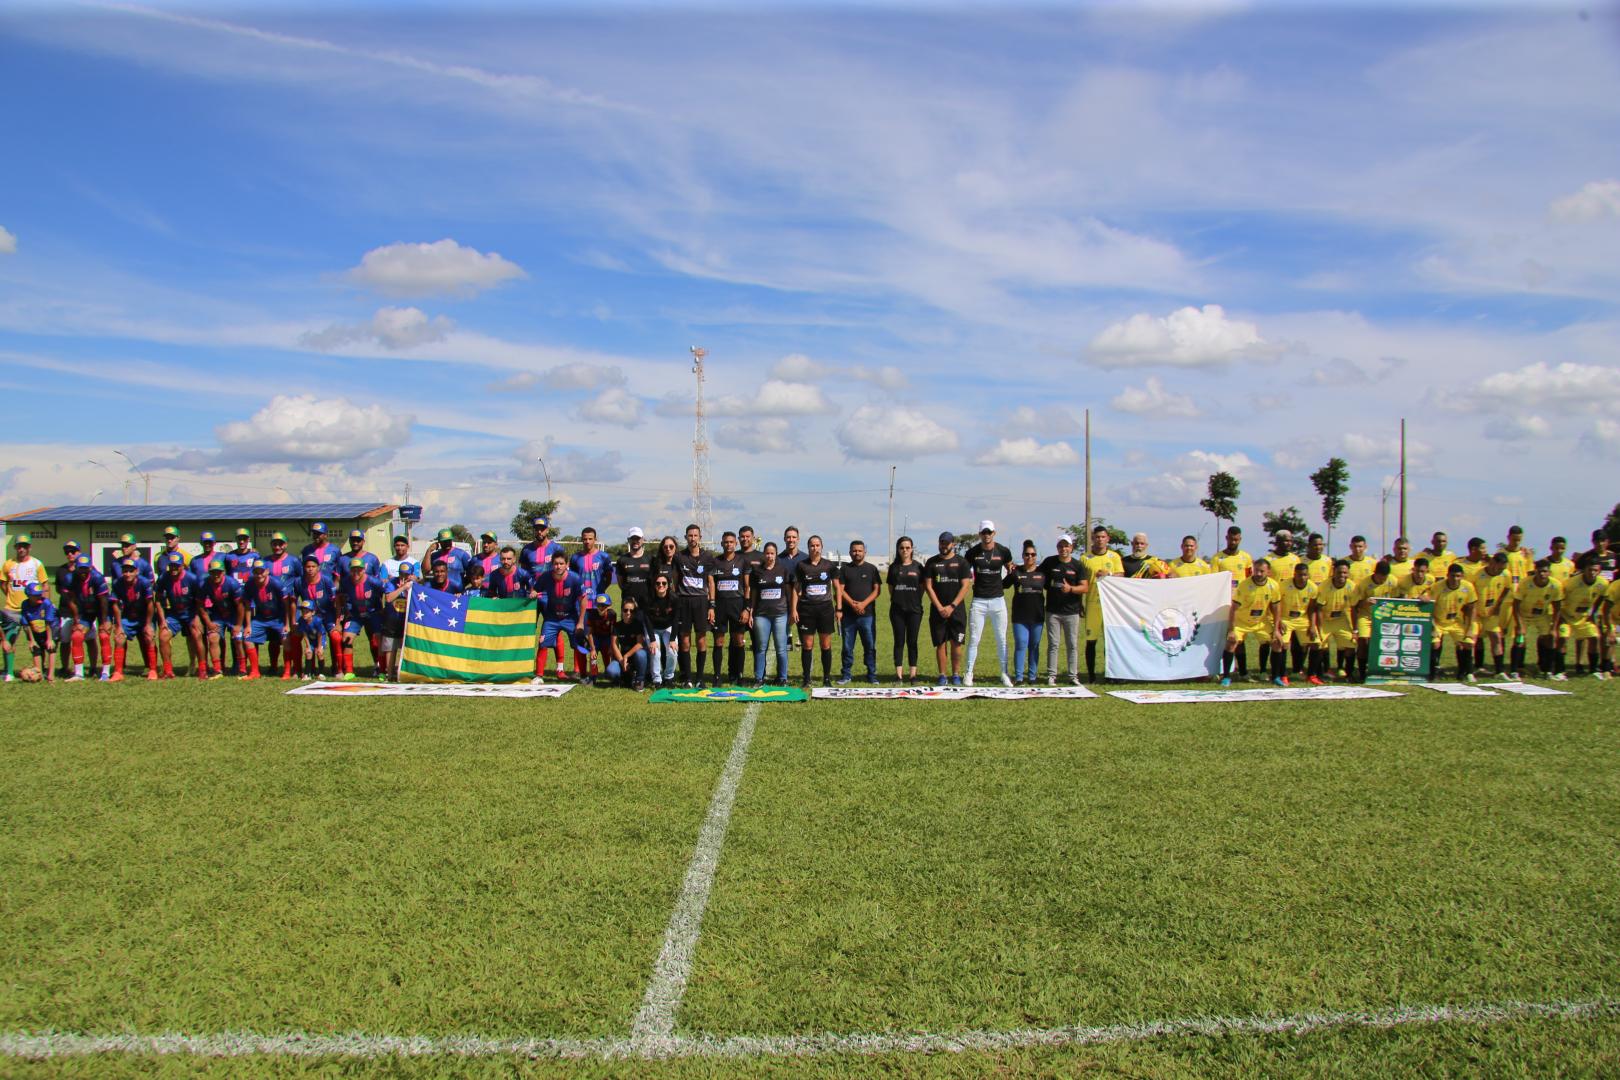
[400,585,538,683]
[1098,572,1231,681]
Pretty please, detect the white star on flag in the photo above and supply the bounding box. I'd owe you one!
[450,598,461,609]
[447,617,457,627]
[433,606,441,614]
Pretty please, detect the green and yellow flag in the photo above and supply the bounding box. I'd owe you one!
[400,585,537,683]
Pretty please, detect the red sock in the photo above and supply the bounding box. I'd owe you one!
[162,655,174,678]
[248,648,260,676]
[114,645,126,674]
[286,633,302,675]
[70,627,86,665]
[369,634,381,671]
[98,629,111,660]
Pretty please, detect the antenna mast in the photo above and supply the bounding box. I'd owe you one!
[690,346,714,540]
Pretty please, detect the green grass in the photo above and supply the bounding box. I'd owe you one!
[2,670,1617,1077]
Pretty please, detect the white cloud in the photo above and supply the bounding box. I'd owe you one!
[1340,432,1433,469]
[769,353,907,391]
[491,363,627,393]
[1461,362,1620,414]
[144,395,413,472]
[347,239,525,298]
[1306,356,1407,386]
[516,438,628,483]
[1110,376,1200,418]
[300,306,453,350]
[1482,414,1550,441]
[836,406,958,461]
[1549,180,1620,223]
[578,387,644,428]
[974,438,1079,468]
[1105,473,1200,511]
[1088,304,1271,368]
[714,417,802,453]
[1178,449,1256,479]
[0,225,15,254]
[1008,405,1081,439]
[657,379,835,419]
[1579,419,1620,455]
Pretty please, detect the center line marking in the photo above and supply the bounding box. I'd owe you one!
[629,702,760,1052]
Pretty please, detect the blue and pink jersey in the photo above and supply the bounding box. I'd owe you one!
[223,547,259,585]
[570,549,614,607]
[520,539,565,577]
[245,578,290,622]
[158,573,200,621]
[264,553,301,590]
[198,575,243,623]
[65,569,110,621]
[301,541,346,582]
[342,576,386,623]
[426,545,474,590]
[294,578,338,625]
[189,548,222,579]
[538,570,585,623]
[112,577,155,620]
[484,565,533,599]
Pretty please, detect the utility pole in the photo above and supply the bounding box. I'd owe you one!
[887,465,896,560]
[690,346,714,540]
[1397,418,1407,541]
[114,449,150,505]
[535,457,552,503]
[1083,408,1092,540]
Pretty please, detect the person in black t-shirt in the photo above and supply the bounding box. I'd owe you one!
[748,542,792,684]
[924,531,971,686]
[737,525,766,576]
[605,597,650,690]
[671,524,714,687]
[1038,535,1089,685]
[1005,540,1047,684]
[963,520,1014,687]
[615,527,655,610]
[643,573,677,687]
[837,540,881,683]
[711,531,751,685]
[886,536,924,683]
[790,534,840,686]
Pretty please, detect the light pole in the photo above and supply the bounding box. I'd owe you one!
[1380,480,1397,557]
[536,457,552,504]
[88,489,104,505]
[87,459,129,505]
[114,450,152,505]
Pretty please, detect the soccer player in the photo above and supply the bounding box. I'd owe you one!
[1122,533,1168,579]
[300,522,343,582]
[961,521,1014,686]
[538,551,587,682]
[108,559,159,681]
[1385,537,1414,584]
[426,529,474,591]
[1211,526,1253,585]
[1579,529,1616,578]
[475,532,502,577]
[1302,533,1332,586]
[484,547,532,599]
[615,528,655,611]
[1223,558,1279,686]
[1343,535,1377,586]
[1274,561,1319,686]
[1514,560,1564,680]
[1039,535,1087,686]
[1544,536,1575,586]
[737,525,765,576]
[16,583,59,682]
[1500,525,1535,587]
[837,540,881,685]
[60,552,111,680]
[378,561,416,681]
[1079,525,1123,682]
[426,559,459,596]
[583,593,618,684]
[1308,560,1359,681]
[52,540,82,679]
[790,534,840,688]
[1169,535,1210,577]
[1559,555,1608,677]
[189,532,221,579]
[264,533,301,589]
[1475,553,1517,678]
[1268,529,1300,585]
[242,560,293,680]
[339,557,386,678]
[2,534,49,681]
[1398,558,1437,601]
[749,543,792,686]
[462,560,487,598]
[672,524,714,687]
[571,526,613,607]
[196,558,243,679]
[154,526,189,577]
[710,530,750,685]
[1353,560,1401,682]
[1005,541,1046,684]
[1422,531,1457,578]
[223,528,259,585]
[887,536,925,684]
[344,529,383,581]
[383,534,412,581]
[156,558,205,679]
[113,534,154,585]
[924,531,971,686]
[292,555,340,680]
[1605,567,1620,677]
[1429,563,1478,681]
[519,515,565,577]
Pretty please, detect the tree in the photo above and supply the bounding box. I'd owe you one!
[1063,521,1127,551]
[1603,503,1620,545]
[1261,507,1309,555]
[509,498,560,542]
[1199,472,1241,536]
[447,524,475,544]
[1309,457,1350,550]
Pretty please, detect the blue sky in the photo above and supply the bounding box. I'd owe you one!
[1,1,1616,553]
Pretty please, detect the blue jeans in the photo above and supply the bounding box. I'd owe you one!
[841,612,877,678]
[751,613,789,682]
[606,650,649,686]
[649,626,675,684]
[1013,620,1044,680]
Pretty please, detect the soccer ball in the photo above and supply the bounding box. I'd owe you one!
[17,666,41,683]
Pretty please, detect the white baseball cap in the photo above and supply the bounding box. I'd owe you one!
[1055,535,1074,547]
[626,526,644,539]
[979,519,996,533]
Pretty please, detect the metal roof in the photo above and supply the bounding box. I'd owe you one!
[2,503,399,523]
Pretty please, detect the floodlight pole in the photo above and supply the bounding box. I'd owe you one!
[887,465,895,559]
[1397,418,1407,541]
[1083,408,1092,539]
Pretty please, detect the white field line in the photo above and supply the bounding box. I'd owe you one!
[627,701,760,1052]
[3,997,1613,1060]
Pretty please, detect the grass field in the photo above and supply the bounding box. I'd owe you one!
[3,641,1618,1075]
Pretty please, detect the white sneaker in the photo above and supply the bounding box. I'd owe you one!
[999,672,1013,687]
[1047,675,1057,687]
[1070,675,1082,686]
[1550,672,1568,682]
[962,672,974,687]
[1464,673,1477,684]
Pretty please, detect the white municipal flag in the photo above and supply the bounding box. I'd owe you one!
[1099,572,1231,681]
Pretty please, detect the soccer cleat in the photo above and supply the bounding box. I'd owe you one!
[1550,672,1568,682]
[835,676,852,686]
[98,671,111,682]
[338,672,356,682]
[1594,671,1610,681]
[108,672,124,683]
[144,670,158,681]
[1220,675,1232,687]
[1273,675,1289,687]
[1464,673,1478,684]
[1506,671,1522,682]
[1000,672,1013,687]
[1307,675,1323,687]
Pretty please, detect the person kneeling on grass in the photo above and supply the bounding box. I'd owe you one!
[584,592,616,682]
[15,583,58,683]
[604,596,651,690]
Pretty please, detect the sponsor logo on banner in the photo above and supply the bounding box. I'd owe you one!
[1109,685,1404,704]
[812,685,1099,701]
[649,686,809,703]
[287,680,575,698]
[1099,573,1231,681]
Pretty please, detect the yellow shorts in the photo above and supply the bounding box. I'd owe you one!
[1228,625,1268,646]
[1355,616,1372,638]
[1563,621,1600,641]
[1432,624,1473,649]
[1085,602,1105,642]
[1320,621,1356,650]
[1277,622,1312,647]
[1522,618,1556,640]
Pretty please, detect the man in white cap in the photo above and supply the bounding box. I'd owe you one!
[615,527,654,610]
[962,520,1013,686]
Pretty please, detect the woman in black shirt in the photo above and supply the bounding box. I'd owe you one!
[1004,540,1047,684]
[607,597,650,690]
[886,535,924,683]
[748,542,792,685]
[643,574,677,688]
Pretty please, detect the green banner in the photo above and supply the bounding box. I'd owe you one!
[649,685,808,703]
[1366,597,1433,683]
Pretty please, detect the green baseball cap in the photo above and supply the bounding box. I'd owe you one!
[162,525,179,537]
[13,534,32,546]
[271,531,287,542]
[436,528,454,542]
[119,532,136,545]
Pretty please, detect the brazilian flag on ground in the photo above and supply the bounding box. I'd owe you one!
[649,685,808,703]
[400,585,537,683]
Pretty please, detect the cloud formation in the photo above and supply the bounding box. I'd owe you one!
[974,438,1079,468]
[0,225,15,254]
[1549,179,1620,223]
[1482,414,1550,441]
[144,395,414,471]
[1089,305,1270,368]
[656,379,835,419]
[1462,362,1620,413]
[578,387,644,427]
[714,418,802,453]
[491,363,627,393]
[770,353,908,391]
[300,306,453,350]
[347,239,526,298]
[836,406,958,461]
[516,438,628,483]
[1110,376,1200,418]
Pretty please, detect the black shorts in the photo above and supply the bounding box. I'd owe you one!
[712,604,748,635]
[797,606,835,636]
[929,607,966,647]
[675,596,711,635]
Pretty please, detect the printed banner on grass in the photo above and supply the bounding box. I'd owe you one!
[400,585,539,684]
[1479,682,1572,696]
[650,685,809,703]
[1366,597,1433,683]
[1416,682,1499,696]
[287,680,574,698]
[812,685,1098,700]
[1109,685,1404,704]
[1099,572,1231,681]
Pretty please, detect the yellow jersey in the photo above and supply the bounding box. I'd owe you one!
[1168,557,1210,577]
[1544,557,1575,586]
[1278,580,1318,626]
[1080,550,1124,580]
[1303,556,1334,586]
[1474,570,1514,616]
[1386,558,1415,584]
[1268,552,1300,583]
[1430,581,1477,628]
[1423,549,1458,577]
[1500,545,1535,586]
[1560,577,1607,626]
[1211,549,1252,590]
[1232,577,1280,631]
[1514,580,1563,622]
[1398,576,1438,601]
[3,557,48,613]
[1608,578,1620,610]
[1313,581,1358,623]
[1457,556,1492,590]
[1343,555,1377,586]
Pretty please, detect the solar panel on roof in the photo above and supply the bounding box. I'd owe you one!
[3,504,397,523]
